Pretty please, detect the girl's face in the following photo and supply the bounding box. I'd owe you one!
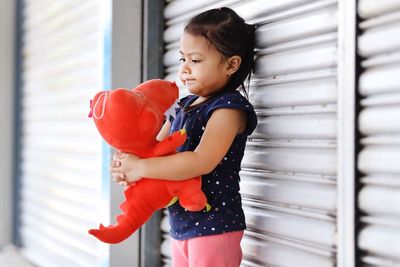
[178,32,231,97]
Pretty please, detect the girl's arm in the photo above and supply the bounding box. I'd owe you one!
[112,108,246,183]
[156,119,171,141]
[112,119,171,186]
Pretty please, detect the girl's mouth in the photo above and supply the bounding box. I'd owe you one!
[185,79,195,84]
[184,80,195,91]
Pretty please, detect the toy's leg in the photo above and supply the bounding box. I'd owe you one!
[153,129,187,156]
[178,178,209,212]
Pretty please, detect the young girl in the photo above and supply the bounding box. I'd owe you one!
[111,7,257,267]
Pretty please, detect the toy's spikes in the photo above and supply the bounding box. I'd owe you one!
[116,214,124,223]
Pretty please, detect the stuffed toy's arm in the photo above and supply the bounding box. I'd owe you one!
[152,129,187,156]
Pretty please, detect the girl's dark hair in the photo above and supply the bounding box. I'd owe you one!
[184,7,256,97]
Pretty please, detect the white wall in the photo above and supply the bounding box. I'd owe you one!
[0,0,16,248]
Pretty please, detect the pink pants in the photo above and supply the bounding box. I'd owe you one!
[171,231,244,267]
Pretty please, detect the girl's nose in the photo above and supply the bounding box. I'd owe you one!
[180,62,190,75]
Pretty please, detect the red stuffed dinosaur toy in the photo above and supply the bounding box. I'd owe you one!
[88,79,209,244]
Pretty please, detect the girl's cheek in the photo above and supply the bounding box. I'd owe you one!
[178,77,186,88]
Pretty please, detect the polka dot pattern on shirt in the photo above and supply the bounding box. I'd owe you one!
[168,91,257,240]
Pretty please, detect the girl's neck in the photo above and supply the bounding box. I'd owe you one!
[185,89,232,112]
[183,95,213,113]
[190,96,208,107]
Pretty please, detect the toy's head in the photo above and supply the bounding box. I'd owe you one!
[89,79,179,156]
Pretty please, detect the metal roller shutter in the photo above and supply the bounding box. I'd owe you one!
[241,0,338,266]
[18,1,108,266]
[357,0,400,266]
[161,1,339,266]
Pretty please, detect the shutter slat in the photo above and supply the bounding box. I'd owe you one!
[241,236,334,267]
[255,43,337,77]
[245,206,335,247]
[256,8,337,46]
[243,145,336,175]
[241,174,336,212]
[253,114,336,139]
[360,64,400,96]
[251,78,337,108]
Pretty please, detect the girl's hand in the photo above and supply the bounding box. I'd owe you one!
[110,151,142,186]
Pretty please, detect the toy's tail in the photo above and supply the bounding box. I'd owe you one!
[88,192,147,244]
[88,183,161,244]
[88,213,138,244]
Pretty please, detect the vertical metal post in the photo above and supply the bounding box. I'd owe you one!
[141,1,165,266]
[12,0,24,248]
[337,0,357,266]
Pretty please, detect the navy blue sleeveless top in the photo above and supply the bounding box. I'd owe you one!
[168,91,257,240]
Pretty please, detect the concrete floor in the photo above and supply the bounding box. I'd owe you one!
[0,245,34,267]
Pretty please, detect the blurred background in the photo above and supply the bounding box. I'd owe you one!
[1,0,400,267]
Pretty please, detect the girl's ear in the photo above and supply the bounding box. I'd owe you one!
[226,55,242,76]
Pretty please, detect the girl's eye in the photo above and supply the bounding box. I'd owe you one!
[179,58,201,64]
